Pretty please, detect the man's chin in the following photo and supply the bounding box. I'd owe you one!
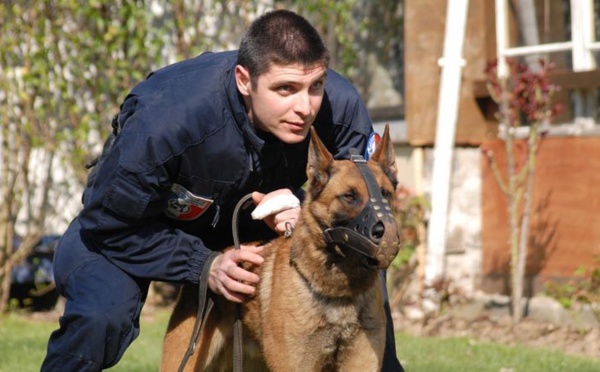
[278,129,310,144]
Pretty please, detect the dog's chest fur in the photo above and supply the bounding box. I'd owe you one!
[243,240,383,355]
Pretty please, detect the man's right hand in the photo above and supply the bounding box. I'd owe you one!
[207,244,264,303]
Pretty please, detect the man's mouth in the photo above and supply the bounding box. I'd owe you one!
[286,121,307,130]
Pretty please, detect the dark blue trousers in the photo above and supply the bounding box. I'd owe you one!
[42,220,403,371]
[381,272,404,372]
[41,220,150,371]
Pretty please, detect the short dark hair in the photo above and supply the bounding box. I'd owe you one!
[237,9,330,82]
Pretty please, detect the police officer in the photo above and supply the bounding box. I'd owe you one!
[42,9,403,372]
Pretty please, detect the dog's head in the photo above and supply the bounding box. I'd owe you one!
[305,125,400,270]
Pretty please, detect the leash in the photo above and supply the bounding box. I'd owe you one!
[177,251,220,372]
[178,193,254,372]
[231,193,255,372]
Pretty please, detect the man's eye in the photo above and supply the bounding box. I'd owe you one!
[278,85,293,94]
[311,81,324,91]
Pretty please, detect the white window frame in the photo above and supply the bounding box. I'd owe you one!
[495,0,600,134]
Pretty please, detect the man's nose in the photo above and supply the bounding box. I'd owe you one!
[293,91,311,117]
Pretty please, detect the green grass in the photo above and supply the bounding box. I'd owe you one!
[0,312,58,371]
[0,309,169,372]
[396,333,600,372]
[1,308,599,372]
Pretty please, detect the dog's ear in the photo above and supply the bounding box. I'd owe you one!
[307,127,333,197]
[370,124,398,188]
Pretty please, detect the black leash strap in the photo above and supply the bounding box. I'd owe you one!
[178,251,220,372]
[231,193,254,372]
[178,193,254,372]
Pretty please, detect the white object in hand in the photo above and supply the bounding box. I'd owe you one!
[251,194,301,220]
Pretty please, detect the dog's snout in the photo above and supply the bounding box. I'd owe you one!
[371,221,385,239]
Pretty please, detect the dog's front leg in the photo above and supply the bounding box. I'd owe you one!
[336,326,386,371]
[336,288,387,372]
[161,285,236,372]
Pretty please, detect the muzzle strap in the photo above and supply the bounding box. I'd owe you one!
[323,226,379,260]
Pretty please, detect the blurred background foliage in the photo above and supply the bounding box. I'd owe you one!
[1,0,403,182]
[0,0,404,312]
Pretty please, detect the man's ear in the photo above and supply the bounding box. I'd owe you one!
[235,65,252,96]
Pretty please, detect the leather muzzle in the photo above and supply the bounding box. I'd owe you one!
[323,153,400,269]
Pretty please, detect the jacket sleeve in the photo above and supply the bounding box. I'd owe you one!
[78,129,211,284]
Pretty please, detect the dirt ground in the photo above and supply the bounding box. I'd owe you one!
[393,311,600,359]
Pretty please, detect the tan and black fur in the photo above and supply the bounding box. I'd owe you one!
[161,125,400,372]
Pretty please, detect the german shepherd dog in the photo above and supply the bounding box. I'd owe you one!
[161,125,401,371]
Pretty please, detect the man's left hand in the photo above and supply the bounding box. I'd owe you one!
[252,189,300,235]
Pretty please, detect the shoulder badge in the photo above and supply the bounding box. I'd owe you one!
[364,132,381,160]
[165,184,213,221]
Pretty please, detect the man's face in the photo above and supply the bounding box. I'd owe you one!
[235,62,327,144]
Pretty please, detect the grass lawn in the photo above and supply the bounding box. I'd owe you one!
[395,332,600,372]
[0,309,169,372]
[1,307,599,372]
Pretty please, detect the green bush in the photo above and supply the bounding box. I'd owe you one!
[543,256,600,309]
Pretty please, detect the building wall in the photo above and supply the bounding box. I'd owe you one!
[404,0,600,297]
[389,140,484,294]
[405,0,498,146]
[394,137,600,296]
[480,137,600,295]
[422,147,483,292]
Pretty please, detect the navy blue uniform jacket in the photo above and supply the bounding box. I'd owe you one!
[75,51,373,285]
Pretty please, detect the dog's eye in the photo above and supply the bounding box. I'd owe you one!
[381,189,393,200]
[342,192,357,202]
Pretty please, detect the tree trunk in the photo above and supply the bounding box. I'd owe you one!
[498,76,524,323]
[515,121,541,318]
[510,2,541,322]
[0,208,15,314]
[507,127,523,323]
